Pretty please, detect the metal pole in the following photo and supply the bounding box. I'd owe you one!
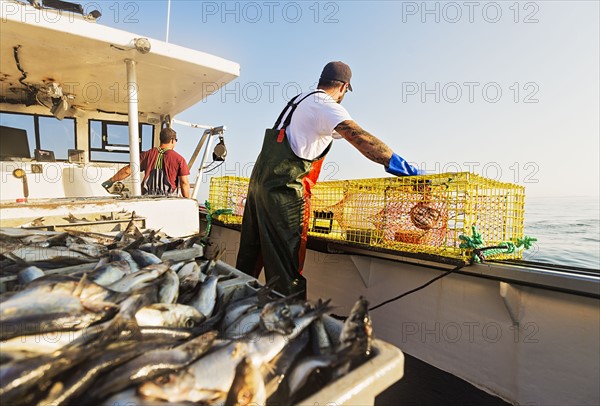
[165,0,171,43]
[172,118,213,130]
[187,126,225,169]
[188,129,211,170]
[125,59,142,196]
[191,133,216,201]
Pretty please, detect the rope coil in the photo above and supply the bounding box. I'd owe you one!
[202,200,233,244]
[459,225,537,263]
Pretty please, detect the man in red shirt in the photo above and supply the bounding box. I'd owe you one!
[102,127,190,198]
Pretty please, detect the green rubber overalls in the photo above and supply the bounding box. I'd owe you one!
[236,91,331,299]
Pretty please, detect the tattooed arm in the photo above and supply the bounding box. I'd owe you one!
[334,120,393,167]
[107,164,131,183]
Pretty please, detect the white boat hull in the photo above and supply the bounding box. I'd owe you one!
[209,224,600,405]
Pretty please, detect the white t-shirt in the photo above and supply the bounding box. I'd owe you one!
[276,90,352,160]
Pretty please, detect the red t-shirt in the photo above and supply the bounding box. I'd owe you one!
[140,148,190,194]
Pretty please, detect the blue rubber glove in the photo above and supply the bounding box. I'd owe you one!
[385,153,423,176]
[101,180,114,190]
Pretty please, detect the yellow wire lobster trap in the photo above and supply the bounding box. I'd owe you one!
[208,173,526,261]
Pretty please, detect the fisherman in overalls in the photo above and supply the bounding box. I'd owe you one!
[236,61,421,299]
[102,127,191,198]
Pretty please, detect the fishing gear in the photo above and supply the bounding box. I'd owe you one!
[459,225,537,264]
[202,201,233,244]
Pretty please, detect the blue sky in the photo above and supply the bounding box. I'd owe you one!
[97,1,599,202]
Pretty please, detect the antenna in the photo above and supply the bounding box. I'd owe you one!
[165,0,171,43]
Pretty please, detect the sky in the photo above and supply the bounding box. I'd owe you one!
[94,0,599,203]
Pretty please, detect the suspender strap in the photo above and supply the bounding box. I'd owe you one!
[154,147,168,169]
[273,94,300,130]
[272,90,324,130]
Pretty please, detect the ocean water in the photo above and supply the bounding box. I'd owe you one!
[523,196,600,269]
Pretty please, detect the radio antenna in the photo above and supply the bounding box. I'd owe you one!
[165,0,172,43]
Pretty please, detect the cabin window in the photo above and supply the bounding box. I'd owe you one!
[89,120,154,163]
[0,111,76,160]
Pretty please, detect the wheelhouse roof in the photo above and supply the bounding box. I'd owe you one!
[0,0,240,116]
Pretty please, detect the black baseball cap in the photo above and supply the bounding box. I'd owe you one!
[320,61,353,91]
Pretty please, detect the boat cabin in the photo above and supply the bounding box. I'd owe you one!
[0,0,240,236]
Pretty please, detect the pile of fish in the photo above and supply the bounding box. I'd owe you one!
[0,225,374,405]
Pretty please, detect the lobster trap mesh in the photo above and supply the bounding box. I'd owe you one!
[207,176,249,221]
[208,173,526,261]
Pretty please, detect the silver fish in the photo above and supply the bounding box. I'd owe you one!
[158,268,179,304]
[85,330,218,403]
[120,217,144,241]
[246,299,333,367]
[0,350,35,365]
[0,334,103,404]
[13,274,118,304]
[222,299,260,330]
[131,249,161,267]
[17,232,66,247]
[38,340,154,406]
[1,290,83,319]
[15,273,66,292]
[181,233,205,249]
[1,330,85,354]
[153,303,328,403]
[289,301,312,318]
[7,246,97,263]
[220,279,279,330]
[0,275,119,337]
[0,301,117,340]
[338,296,373,356]
[169,261,186,272]
[224,295,296,339]
[135,303,205,328]
[138,341,248,404]
[177,261,202,293]
[108,249,139,274]
[0,291,17,304]
[263,333,310,399]
[32,232,70,247]
[17,266,44,285]
[311,316,334,356]
[108,262,171,293]
[287,354,338,397]
[0,228,55,238]
[116,287,159,320]
[225,357,267,406]
[100,388,165,406]
[332,296,373,380]
[198,248,226,278]
[260,301,295,335]
[93,257,109,270]
[66,242,107,258]
[87,260,130,286]
[223,307,261,339]
[188,269,220,317]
